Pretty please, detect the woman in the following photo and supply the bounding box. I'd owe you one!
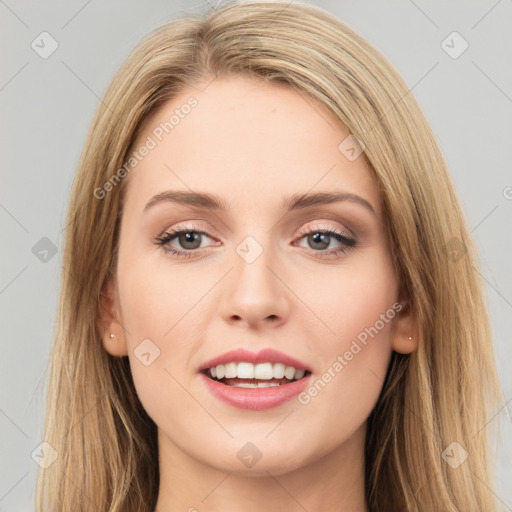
[36,1,502,510]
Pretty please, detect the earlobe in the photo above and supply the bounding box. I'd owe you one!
[102,330,128,357]
[392,334,418,355]
[98,277,129,357]
[391,299,419,355]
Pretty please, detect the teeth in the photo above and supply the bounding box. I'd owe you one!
[237,362,254,379]
[216,364,225,379]
[232,382,282,388]
[208,362,307,381]
[258,382,280,388]
[294,369,305,379]
[284,366,296,380]
[224,362,237,378]
[273,363,285,379]
[254,362,273,379]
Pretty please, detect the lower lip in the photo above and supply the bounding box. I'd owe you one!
[200,373,311,410]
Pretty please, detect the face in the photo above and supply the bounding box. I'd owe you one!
[101,74,416,476]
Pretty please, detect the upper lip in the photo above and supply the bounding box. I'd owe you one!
[199,348,311,372]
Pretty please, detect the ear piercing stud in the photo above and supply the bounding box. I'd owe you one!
[110,333,115,339]
[408,336,413,341]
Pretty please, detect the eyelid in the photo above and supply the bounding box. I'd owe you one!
[296,221,354,238]
[154,219,357,259]
[158,220,353,243]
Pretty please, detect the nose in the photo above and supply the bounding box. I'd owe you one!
[221,241,290,329]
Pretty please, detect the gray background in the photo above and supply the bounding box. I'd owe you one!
[1,0,511,510]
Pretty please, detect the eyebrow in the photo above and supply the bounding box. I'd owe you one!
[143,190,376,216]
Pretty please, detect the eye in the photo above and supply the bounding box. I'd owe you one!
[294,224,356,258]
[154,223,357,259]
[154,227,217,259]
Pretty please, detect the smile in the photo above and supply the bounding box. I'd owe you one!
[199,348,312,410]
[203,362,308,387]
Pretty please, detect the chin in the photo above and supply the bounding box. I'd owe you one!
[199,437,316,477]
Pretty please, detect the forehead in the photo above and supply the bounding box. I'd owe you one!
[123,75,380,217]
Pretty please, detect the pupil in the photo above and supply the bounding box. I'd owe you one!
[180,232,200,249]
[310,232,329,250]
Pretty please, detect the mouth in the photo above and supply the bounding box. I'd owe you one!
[201,362,311,388]
[199,349,313,410]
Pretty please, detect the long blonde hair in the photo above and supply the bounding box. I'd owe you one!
[36,1,502,510]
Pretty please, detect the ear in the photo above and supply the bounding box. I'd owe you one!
[391,298,419,354]
[98,276,128,357]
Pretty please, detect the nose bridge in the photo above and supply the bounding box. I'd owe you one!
[223,230,289,325]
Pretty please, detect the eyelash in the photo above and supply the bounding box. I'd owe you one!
[154,224,357,260]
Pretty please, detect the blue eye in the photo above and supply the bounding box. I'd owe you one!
[154,225,356,259]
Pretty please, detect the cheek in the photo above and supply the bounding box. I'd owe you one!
[294,251,397,430]
[117,251,208,344]
[303,246,397,358]
[292,313,394,465]
[116,253,215,432]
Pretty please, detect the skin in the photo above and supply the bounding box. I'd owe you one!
[100,74,418,512]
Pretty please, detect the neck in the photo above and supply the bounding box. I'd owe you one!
[154,423,368,512]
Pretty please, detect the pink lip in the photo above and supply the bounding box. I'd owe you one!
[200,372,312,410]
[199,348,311,372]
[199,348,312,411]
